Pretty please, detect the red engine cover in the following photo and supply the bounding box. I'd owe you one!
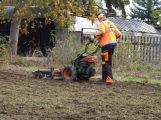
[51,68,62,76]
[81,56,98,62]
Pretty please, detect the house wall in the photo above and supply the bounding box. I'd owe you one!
[55,23,81,51]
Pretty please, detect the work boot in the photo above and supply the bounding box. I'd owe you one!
[103,76,113,85]
[98,79,104,82]
[103,82,113,85]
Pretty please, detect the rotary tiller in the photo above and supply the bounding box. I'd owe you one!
[32,41,100,81]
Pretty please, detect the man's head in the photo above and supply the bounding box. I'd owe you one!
[98,14,106,22]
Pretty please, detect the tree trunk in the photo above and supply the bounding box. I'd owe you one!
[77,0,82,7]
[9,18,21,56]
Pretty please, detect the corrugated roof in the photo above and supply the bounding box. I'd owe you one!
[71,17,161,34]
[108,17,161,34]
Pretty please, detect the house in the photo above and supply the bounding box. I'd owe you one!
[71,16,161,36]
[0,6,161,57]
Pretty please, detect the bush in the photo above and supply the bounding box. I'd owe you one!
[0,36,10,56]
[48,33,101,68]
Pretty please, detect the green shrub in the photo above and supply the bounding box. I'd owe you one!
[0,36,9,56]
[48,33,101,68]
[142,78,149,83]
[156,82,161,85]
[0,44,6,55]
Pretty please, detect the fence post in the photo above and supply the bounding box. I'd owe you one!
[149,37,152,63]
[137,36,140,59]
[156,37,158,59]
[124,35,127,60]
[142,34,146,62]
[146,37,149,62]
[153,37,155,60]
[159,37,161,60]
[121,35,124,64]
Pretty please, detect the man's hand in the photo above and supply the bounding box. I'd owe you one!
[90,35,95,43]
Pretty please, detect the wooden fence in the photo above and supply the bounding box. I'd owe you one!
[81,28,161,64]
[116,32,161,63]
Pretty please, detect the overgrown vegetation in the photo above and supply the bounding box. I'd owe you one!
[0,36,9,55]
[0,34,161,84]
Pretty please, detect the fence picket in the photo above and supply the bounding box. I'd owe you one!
[117,33,161,63]
[146,37,149,62]
[160,37,161,59]
[156,37,158,58]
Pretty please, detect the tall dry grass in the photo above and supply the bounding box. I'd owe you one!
[1,33,161,78]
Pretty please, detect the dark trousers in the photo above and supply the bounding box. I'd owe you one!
[101,45,116,82]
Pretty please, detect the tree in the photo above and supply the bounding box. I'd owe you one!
[0,0,99,55]
[104,0,130,17]
[151,8,161,26]
[129,0,161,26]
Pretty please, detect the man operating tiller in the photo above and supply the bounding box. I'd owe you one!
[90,13,121,85]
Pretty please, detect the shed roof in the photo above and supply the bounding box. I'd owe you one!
[72,17,161,34]
[108,17,161,34]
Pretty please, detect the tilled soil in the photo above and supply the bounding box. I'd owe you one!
[0,69,161,120]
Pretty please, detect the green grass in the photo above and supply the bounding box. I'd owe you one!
[113,75,161,85]
[142,78,149,83]
[156,82,161,85]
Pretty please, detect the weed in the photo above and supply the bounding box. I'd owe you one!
[0,36,10,55]
[156,82,161,85]
[154,66,161,72]
[128,77,134,82]
[48,33,101,68]
[136,65,142,71]
[142,78,149,83]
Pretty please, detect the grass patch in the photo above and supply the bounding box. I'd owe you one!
[113,74,161,85]
[128,77,135,82]
[142,78,149,83]
[156,82,161,85]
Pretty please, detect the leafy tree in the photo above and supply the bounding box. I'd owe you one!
[129,0,161,26]
[151,8,161,26]
[0,0,99,55]
[104,0,130,17]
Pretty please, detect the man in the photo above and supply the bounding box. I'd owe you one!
[90,13,121,85]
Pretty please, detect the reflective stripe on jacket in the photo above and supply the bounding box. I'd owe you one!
[95,20,121,48]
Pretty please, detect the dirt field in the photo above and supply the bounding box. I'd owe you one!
[0,69,161,120]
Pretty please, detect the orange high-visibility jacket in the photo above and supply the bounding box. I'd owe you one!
[95,20,121,47]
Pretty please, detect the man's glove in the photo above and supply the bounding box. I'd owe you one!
[89,35,96,43]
